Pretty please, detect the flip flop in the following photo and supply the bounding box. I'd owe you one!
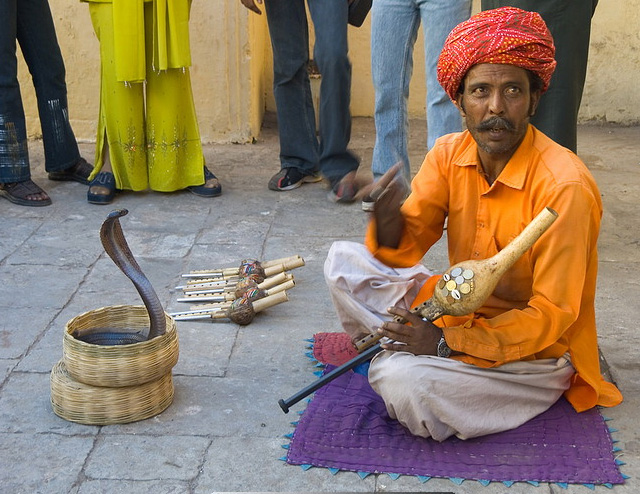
[0,180,52,207]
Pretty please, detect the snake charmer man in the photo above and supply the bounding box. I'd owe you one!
[324,7,622,441]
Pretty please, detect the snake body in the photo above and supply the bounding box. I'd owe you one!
[73,209,167,345]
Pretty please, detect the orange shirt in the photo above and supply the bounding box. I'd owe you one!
[365,126,622,412]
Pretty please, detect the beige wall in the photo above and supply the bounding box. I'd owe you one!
[581,0,640,123]
[18,0,640,146]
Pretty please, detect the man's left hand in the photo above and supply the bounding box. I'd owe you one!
[377,306,442,355]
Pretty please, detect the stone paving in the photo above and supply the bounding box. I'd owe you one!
[1,116,638,493]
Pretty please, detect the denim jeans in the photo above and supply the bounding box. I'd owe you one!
[0,0,80,183]
[264,0,359,184]
[371,0,471,179]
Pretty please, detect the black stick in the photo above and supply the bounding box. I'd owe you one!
[278,342,383,413]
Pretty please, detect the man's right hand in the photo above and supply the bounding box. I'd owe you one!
[377,306,442,356]
[240,0,262,15]
[372,162,408,248]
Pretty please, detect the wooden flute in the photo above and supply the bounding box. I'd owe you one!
[170,279,295,317]
[171,291,289,324]
[181,255,305,279]
[176,273,294,301]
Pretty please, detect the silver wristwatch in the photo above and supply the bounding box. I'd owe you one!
[437,334,452,358]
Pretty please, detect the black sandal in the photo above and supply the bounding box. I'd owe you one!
[0,180,52,207]
[87,172,117,205]
[188,167,222,197]
[48,157,94,185]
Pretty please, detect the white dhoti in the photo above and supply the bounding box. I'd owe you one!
[324,240,433,340]
[324,241,575,441]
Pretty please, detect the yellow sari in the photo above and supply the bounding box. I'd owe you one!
[86,0,204,192]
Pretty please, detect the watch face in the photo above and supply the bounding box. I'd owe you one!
[437,337,451,358]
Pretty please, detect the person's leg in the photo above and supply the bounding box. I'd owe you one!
[0,0,30,184]
[324,241,433,341]
[143,2,207,193]
[87,2,147,192]
[480,0,596,152]
[16,0,82,172]
[421,0,470,149]
[307,0,359,187]
[0,0,51,205]
[264,0,319,178]
[370,0,420,180]
[528,0,596,152]
[369,351,574,441]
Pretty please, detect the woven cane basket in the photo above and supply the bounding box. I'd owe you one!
[63,305,179,388]
[50,360,174,425]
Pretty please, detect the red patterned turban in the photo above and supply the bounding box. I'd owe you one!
[437,7,556,102]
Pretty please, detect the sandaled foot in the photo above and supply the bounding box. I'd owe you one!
[87,172,117,205]
[0,180,52,207]
[48,157,93,185]
[188,167,222,197]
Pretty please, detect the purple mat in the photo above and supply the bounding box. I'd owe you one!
[285,333,625,486]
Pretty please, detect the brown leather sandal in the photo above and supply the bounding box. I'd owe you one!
[48,157,93,185]
[0,179,52,207]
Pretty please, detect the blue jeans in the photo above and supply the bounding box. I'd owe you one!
[371,0,471,179]
[0,0,80,183]
[264,0,359,184]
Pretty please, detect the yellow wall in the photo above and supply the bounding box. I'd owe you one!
[17,0,640,146]
[581,0,640,123]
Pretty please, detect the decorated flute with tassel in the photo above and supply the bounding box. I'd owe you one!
[171,278,295,315]
[181,255,305,281]
[172,291,289,325]
[177,271,292,294]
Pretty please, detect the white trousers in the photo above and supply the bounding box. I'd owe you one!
[324,241,575,441]
[324,240,433,340]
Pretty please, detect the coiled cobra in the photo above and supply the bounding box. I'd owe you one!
[72,209,167,345]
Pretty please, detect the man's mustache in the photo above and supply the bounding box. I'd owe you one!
[476,117,515,132]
